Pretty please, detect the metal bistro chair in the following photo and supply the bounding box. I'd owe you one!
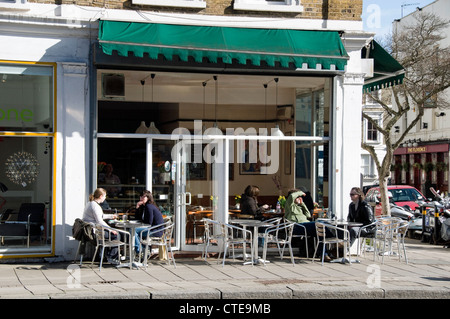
[285,219,312,259]
[357,221,377,257]
[139,220,176,268]
[313,221,351,266]
[221,222,253,267]
[373,217,402,264]
[390,220,410,264]
[262,222,295,266]
[201,219,226,261]
[91,224,131,271]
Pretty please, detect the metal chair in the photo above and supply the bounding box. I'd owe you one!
[139,220,176,268]
[357,221,377,257]
[201,219,226,261]
[392,220,409,264]
[220,222,253,267]
[313,222,351,265]
[91,224,131,271]
[261,222,295,266]
[373,217,402,264]
[285,219,312,259]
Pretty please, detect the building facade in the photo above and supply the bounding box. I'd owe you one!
[0,0,384,260]
[390,0,450,199]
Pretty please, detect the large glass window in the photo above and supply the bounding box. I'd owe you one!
[0,62,55,255]
[295,88,330,207]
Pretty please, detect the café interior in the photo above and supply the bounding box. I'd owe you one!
[96,69,332,252]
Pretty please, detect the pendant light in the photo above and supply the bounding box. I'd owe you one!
[272,78,284,137]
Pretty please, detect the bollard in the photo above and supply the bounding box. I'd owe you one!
[434,206,442,244]
[422,205,427,242]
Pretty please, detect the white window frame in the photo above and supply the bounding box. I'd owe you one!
[233,0,303,13]
[131,0,206,9]
[0,0,29,11]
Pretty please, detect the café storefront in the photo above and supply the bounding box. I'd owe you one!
[0,10,384,259]
[93,20,349,251]
[392,143,449,198]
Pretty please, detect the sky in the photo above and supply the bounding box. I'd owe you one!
[362,0,436,40]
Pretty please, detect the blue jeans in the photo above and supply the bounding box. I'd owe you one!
[134,227,162,253]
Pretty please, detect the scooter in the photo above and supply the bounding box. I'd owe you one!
[420,187,450,245]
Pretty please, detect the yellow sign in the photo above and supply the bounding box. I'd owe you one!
[407,146,427,153]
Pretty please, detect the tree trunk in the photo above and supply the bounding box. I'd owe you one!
[378,176,391,216]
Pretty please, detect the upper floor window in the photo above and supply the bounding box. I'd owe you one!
[0,0,29,11]
[366,120,378,142]
[233,0,303,13]
[131,0,206,9]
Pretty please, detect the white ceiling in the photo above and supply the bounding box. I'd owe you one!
[98,69,327,91]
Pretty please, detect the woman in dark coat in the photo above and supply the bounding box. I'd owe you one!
[134,190,165,253]
[240,185,268,219]
[348,187,375,245]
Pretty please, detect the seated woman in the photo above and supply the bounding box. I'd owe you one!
[240,185,268,220]
[82,188,119,265]
[134,190,165,254]
[284,189,333,261]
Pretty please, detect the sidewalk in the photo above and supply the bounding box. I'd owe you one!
[1,238,450,300]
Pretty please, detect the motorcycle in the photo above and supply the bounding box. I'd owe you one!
[419,187,450,245]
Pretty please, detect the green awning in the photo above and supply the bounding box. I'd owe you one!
[362,40,405,92]
[98,20,349,71]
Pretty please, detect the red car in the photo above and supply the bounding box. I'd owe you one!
[365,185,426,216]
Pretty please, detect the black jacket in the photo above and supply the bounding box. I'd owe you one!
[348,200,374,226]
[240,194,262,218]
[72,218,96,245]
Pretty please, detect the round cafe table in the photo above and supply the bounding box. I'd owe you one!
[112,220,147,269]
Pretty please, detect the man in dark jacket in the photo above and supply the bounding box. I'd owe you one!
[348,187,375,246]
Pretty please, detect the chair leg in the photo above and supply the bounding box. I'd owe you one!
[99,246,105,271]
[288,243,295,266]
[92,245,99,267]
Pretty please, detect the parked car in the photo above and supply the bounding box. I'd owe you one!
[365,185,427,217]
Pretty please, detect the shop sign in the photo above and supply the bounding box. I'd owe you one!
[407,146,427,153]
[0,107,33,122]
[394,143,449,155]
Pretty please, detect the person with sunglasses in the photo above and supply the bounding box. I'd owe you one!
[348,187,375,246]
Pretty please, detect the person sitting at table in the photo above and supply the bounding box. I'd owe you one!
[134,190,165,255]
[348,187,375,246]
[240,185,269,220]
[284,188,333,261]
[82,188,119,265]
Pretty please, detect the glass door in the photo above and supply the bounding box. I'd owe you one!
[173,139,215,251]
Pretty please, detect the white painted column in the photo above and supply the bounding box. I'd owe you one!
[333,73,365,219]
[55,62,89,259]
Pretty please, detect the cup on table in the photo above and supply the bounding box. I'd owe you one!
[123,214,128,222]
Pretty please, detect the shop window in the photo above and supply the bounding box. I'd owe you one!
[0,62,54,255]
[0,0,29,11]
[234,0,303,13]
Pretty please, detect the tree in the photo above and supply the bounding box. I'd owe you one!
[362,12,450,216]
